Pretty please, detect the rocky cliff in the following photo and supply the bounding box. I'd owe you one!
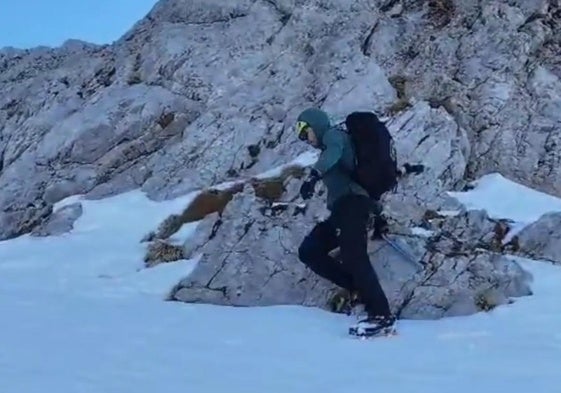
[2,0,560,240]
[1,0,558,318]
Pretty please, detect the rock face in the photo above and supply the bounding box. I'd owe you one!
[1,0,554,318]
[172,188,337,308]
[512,212,561,265]
[169,182,532,319]
[2,0,561,240]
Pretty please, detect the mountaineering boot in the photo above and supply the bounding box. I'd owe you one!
[348,314,397,338]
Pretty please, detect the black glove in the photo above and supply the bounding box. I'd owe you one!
[404,163,425,175]
[369,200,383,216]
[299,169,321,200]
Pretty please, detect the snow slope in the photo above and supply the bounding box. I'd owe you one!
[2,172,561,393]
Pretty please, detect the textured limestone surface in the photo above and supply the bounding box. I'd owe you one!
[2,0,560,240]
[168,183,532,319]
[513,212,561,265]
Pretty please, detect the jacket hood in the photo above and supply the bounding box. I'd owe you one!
[297,108,331,142]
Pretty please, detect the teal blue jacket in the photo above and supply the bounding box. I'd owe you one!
[297,108,369,210]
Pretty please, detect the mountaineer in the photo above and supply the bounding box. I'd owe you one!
[295,108,424,337]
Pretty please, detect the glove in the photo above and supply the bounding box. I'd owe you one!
[299,169,321,200]
[404,163,425,175]
[369,200,383,216]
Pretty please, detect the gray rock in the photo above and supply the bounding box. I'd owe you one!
[31,202,83,237]
[169,183,532,320]
[421,208,515,253]
[512,212,561,265]
[381,101,470,224]
[3,0,561,241]
[390,246,532,319]
[171,183,336,308]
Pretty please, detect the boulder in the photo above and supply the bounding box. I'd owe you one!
[510,212,561,265]
[168,182,532,320]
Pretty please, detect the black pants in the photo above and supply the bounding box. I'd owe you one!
[298,194,391,317]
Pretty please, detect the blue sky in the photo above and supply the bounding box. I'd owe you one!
[0,0,158,49]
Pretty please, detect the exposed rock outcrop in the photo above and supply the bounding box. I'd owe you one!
[511,212,561,265]
[2,0,561,241]
[168,183,532,319]
[30,202,83,236]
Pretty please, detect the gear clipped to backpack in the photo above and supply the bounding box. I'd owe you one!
[344,111,399,201]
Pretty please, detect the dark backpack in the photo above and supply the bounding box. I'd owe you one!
[344,111,398,200]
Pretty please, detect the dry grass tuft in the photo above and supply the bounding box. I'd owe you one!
[144,240,185,268]
[155,183,244,239]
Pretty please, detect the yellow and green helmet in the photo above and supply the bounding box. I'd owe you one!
[295,108,331,141]
[296,120,310,141]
